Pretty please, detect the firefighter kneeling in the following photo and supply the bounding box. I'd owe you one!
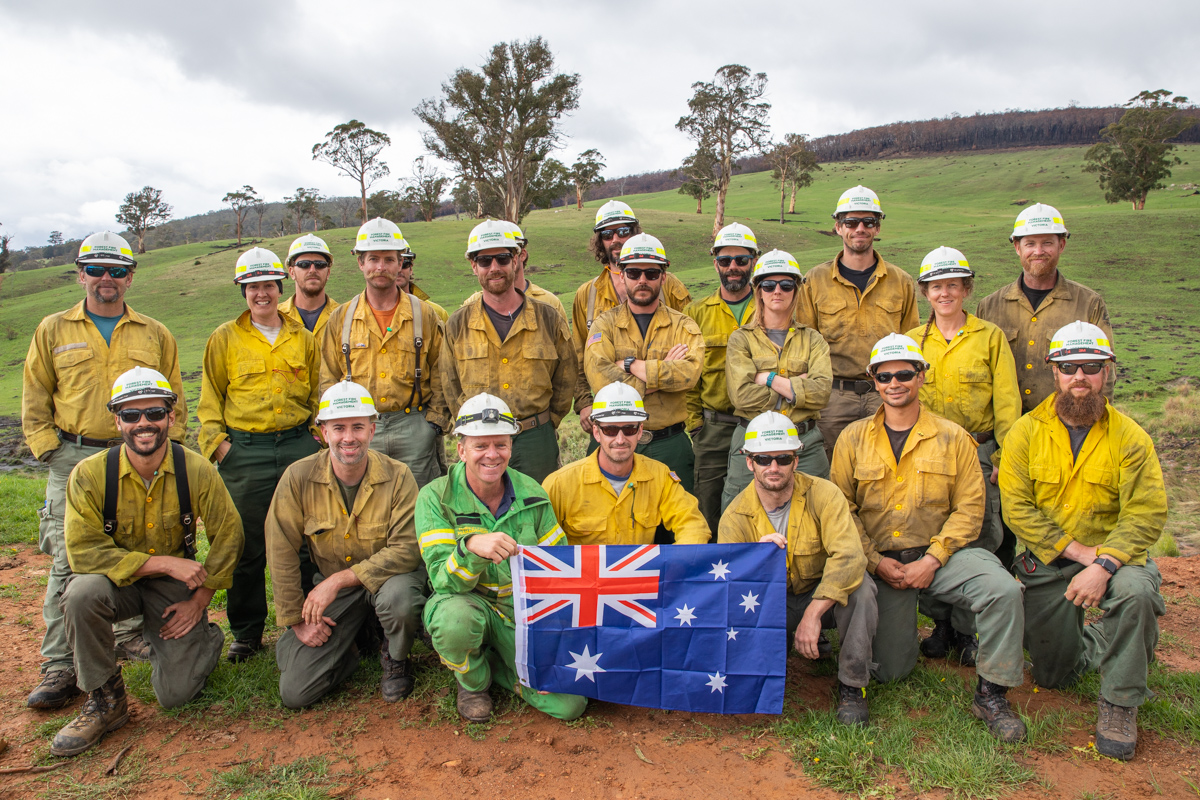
[53,368,244,756]
[1001,321,1167,761]
[417,393,587,723]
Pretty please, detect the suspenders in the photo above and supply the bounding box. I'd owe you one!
[340,292,426,412]
[103,442,195,560]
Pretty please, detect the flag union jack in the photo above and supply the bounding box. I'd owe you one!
[519,544,660,628]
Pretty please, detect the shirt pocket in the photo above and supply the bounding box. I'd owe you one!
[1082,466,1118,515]
[457,340,492,392]
[852,462,887,511]
[52,346,95,393]
[702,334,728,375]
[875,294,905,332]
[303,518,335,539]
[231,357,267,396]
[915,456,956,507]
[356,520,388,558]
[786,357,810,377]
[521,340,559,384]
[569,515,611,545]
[126,346,162,369]
[817,296,852,343]
[789,534,828,583]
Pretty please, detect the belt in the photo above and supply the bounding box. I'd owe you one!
[832,378,875,395]
[59,431,122,448]
[516,410,552,433]
[647,422,685,442]
[737,417,817,435]
[702,409,740,425]
[879,545,929,564]
[225,423,309,444]
[971,430,995,444]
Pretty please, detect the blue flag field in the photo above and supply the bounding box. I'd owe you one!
[512,543,787,714]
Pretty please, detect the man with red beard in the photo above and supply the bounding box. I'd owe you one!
[1001,321,1166,762]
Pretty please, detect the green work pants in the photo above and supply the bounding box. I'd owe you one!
[219,426,320,642]
[691,418,738,536]
[721,423,828,514]
[61,573,223,707]
[1015,553,1164,707]
[424,592,587,720]
[370,409,441,488]
[816,387,881,461]
[787,573,878,688]
[920,438,1002,633]
[509,420,560,484]
[872,548,1025,687]
[37,435,143,674]
[275,568,428,709]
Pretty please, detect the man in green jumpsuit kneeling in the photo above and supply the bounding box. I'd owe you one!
[417,392,587,723]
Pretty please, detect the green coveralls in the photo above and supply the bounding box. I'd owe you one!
[416,462,587,721]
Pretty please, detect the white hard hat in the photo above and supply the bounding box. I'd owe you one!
[868,333,927,371]
[833,185,884,219]
[287,234,332,265]
[353,217,408,253]
[454,393,520,436]
[618,233,669,267]
[76,231,136,267]
[1046,321,1115,363]
[317,380,378,421]
[593,200,638,231]
[1011,203,1069,241]
[751,249,803,282]
[465,219,521,257]
[590,383,649,424]
[742,411,802,454]
[918,246,974,283]
[711,222,759,255]
[495,219,527,247]
[234,247,287,285]
[108,366,176,410]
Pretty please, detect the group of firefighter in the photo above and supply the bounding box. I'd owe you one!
[20,185,1165,763]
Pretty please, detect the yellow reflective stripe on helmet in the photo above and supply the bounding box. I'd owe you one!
[1097,338,1109,347]
[419,529,456,550]
[744,431,758,439]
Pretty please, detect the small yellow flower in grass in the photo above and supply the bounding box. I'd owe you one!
[940,677,946,682]
[1033,687,1039,693]
[814,757,820,762]
[867,741,874,746]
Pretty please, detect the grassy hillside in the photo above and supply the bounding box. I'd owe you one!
[1,145,1198,428]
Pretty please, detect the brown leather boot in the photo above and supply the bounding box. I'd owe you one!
[971,678,1027,743]
[379,639,414,702]
[27,669,81,709]
[1095,697,1138,761]
[456,683,493,723]
[50,672,129,757]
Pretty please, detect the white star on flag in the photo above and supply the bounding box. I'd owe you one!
[706,672,728,693]
[674,604,697,626]
[740,592,760,613]
[709,560,731,580]
[726,628,739,641]
[565,645,606,682]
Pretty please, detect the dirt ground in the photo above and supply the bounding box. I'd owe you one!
[0,545,1197,799]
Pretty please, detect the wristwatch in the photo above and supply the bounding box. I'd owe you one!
[1094,556,1119,576]
[623,356,636,374]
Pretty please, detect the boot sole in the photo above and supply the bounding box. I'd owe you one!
[1094,738,1136,761]
[49,712,131,757]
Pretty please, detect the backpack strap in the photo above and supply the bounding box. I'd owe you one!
[586,279,597,330]
[171,442,196,560]
[102,446,121,536]
[406,293,425,412]
[340,293,362,380]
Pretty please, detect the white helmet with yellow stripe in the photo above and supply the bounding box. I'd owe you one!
[742,411,801,453]
[918,246,974,283]
[465,219,521,257]
[593,200,638,231]
[1046,321,1114,363]
[353,217,408,253]
[454,393,520,436]
[76,231,136,267]
[287,233,332,265]
[317,380,378,421]
[832,185,884,219]
[711,222,759,255]
[108,367,177,410]
[1011,203,1069,241]
[234,247,287,284]
[590,382,648,424]
[868,333,928,371]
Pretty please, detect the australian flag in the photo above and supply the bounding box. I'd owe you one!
[512,543,787,714]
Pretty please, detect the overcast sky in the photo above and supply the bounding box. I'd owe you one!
[2,0,1196,245]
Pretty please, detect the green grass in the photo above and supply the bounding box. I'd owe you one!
[1,145,1197,428]
[0,472,44,544]
[211,755,343,800]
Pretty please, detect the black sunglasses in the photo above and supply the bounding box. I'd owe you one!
[116,406,170,424]
[473,254,513,268]
[599,226,634,241]
[840,217,880,229]
[84,265,131,279]
[874,370,919,384]
[292,259,329,271]
[596,424,641,438]
[622,267,663,281]
[715,255,753,267]
[758,279,797,293]
[1055,361,1105,375]
[750,453,796,467]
